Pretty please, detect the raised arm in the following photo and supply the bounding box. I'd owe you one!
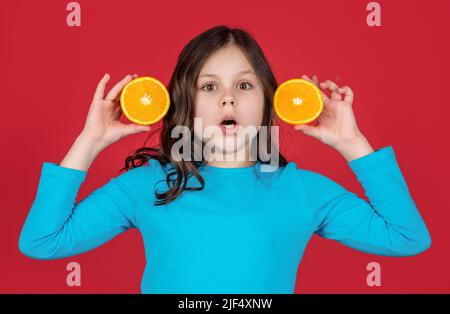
[298,145,431,257]
[18,73,152,260]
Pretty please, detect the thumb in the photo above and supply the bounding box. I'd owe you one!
[122,124,151,136]
[294,124,320,138]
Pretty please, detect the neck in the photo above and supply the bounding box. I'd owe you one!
[206,159,256,168]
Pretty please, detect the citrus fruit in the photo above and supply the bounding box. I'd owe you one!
[273,78,323,125]
[120,76,170,125]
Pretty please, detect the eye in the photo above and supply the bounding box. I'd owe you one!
[200,83,217,92]
[238,82,253,90]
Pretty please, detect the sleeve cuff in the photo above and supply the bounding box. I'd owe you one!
[347,145,396,173]
[42,162,88,183]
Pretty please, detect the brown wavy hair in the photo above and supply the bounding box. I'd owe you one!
[120,25,288,206]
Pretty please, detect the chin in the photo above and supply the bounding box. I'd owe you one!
[208,135,247,159]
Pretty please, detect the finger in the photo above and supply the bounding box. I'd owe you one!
[302,75,330,104]
[105,74,133,101]
[312,75,319,86]
[338,86,354,104]
[312,75,330,104]
[320,80,342,101]
[301,75,314,84]
[93,73,110,101]
[294,123,320,138]
[122,124,151,136]
[113,106,123,120]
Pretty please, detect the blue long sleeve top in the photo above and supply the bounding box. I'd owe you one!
[18,145,431,293]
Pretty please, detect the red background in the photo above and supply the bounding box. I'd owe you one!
[1,0,449,293]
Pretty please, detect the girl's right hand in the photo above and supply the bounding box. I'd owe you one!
[80,73,151,151]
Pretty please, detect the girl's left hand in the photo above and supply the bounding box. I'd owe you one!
[294,75,365,151]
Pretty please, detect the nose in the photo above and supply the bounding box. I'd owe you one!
[222,99,235,106]
[221,86,236,107]
[221,97,235,107]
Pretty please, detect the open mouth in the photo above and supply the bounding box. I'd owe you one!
[220,118,239,134]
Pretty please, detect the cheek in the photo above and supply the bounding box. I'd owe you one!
[194,94,216,125]
[240,92,265,125]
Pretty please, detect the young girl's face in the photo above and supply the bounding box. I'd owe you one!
[194,44,264,159]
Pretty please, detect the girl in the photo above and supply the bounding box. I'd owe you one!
[18,25,431,294]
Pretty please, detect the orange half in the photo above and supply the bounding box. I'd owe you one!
[274,78,323,125]
[120,76,170,125]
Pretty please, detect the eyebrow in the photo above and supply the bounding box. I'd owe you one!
[198,70,256,78]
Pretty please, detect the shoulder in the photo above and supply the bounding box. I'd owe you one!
[276,161,326,181]
[281,161,348,196]
[109,158,168,196]
[116,158,167,178]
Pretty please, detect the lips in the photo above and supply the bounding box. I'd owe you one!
[219,114,238,125]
